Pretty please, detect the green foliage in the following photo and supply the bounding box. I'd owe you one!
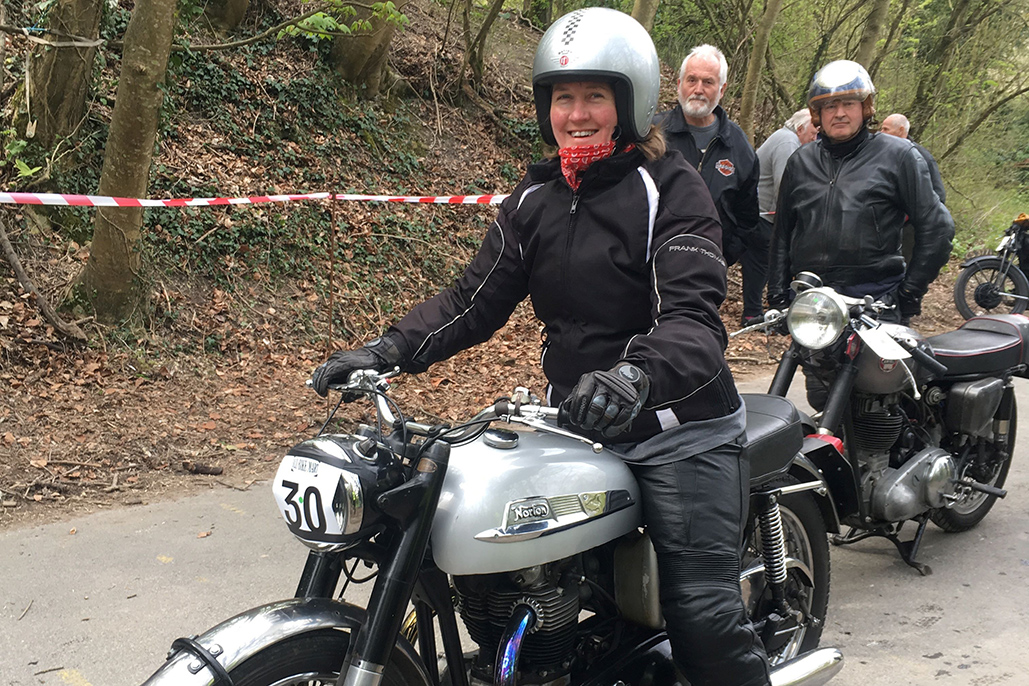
[279,1,410,44]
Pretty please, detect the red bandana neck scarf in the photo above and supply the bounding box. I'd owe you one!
[558,141,618,191]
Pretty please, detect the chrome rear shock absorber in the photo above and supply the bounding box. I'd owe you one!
[755,491,790,613]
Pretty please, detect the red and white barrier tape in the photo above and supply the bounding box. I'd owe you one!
[0,191,509,207]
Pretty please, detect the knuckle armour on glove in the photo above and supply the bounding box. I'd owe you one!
[310,336,402,397]
[562,363,651,438]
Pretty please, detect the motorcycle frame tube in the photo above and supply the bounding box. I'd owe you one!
[343,443,451,684]
[412,567,470,686]
[139,598,431,686]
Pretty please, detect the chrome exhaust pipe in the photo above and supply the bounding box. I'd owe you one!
[495,604,538,686]
[770,648,844,686]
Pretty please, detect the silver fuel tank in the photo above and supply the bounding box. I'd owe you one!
[430,425,642,575]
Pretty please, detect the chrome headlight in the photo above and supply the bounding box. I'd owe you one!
[273,439,367,552]
[787,288,849,349]
[997,234,1014,251]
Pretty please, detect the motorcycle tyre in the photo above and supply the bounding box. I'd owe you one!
[747,476,831,661]
[226,628,428,686]
[953,257,1029,320]
[931,397,1016,532]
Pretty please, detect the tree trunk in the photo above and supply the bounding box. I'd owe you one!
[631,0,660,32]
[739,0,784,142]
[203,0,251,31]
[868,0,913,79]
[461,0,506,91]
[76,0,177,323]
[329,0,411,97]
[907,0,973,137]
[852,0,889,68]
[25,0,102,147]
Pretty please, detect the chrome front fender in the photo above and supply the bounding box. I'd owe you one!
[139,597,426,686]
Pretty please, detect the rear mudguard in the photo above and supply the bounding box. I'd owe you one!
[139,597,431,686]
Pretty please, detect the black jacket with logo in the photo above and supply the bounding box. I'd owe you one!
[767,131,954,308]
[654,104,760,255]
[381,148,740,443]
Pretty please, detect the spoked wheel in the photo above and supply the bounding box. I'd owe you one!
[228,629,426,686]
[742,476,830,665]
[932,396,1016,532]
[953,258,1029,319]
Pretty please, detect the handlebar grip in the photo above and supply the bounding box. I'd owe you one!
[556,403,571,428]
[907,343,949,377]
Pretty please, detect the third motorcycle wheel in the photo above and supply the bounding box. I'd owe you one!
[953,258,1029,319]
[931,396,1016,532]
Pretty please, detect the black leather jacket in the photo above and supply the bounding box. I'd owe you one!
[768,130,953,310]
[382,148,740,443]
[654,104,760,250]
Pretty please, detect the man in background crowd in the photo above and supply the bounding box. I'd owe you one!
[880,113,946,204]
[755,109,817,283]
[654,44,762,325]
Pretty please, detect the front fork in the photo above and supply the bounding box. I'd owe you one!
[338,440,452,686]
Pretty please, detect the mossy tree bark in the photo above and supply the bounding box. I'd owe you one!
[630,0,660,32]
[76,0,177,323]
[328,0,410,97]
[738,0,784,142]
[25,0,103,147]
[852,0,889,71]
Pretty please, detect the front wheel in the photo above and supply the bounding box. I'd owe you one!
[743,476,831,665]
[228,629,428,686]
[953,257,1029,319]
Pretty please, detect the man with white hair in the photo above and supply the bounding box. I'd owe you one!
[654,44,762,325]
[880,113,946,203]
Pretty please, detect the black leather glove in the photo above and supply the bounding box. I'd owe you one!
[310,336,403,397]
[896,286,921,318]
[561,363,651,438]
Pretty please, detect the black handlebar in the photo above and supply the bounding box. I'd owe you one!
[900,340,949,377]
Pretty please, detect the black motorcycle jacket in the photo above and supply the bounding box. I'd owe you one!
[767,130,954,308]
[381,148,741,443]
[654,104,760,250]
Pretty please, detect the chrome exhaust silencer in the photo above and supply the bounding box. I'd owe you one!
[770,648,844,686]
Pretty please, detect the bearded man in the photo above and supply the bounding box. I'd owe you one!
[654,44,762,324]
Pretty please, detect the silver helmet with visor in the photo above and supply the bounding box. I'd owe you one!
[807,60,876,128]
[532,8,660,147]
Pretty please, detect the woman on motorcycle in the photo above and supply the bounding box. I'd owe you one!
[312,8,770,686]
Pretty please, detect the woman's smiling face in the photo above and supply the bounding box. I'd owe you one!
[550,81,618,149]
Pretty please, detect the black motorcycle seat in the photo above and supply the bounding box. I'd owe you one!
[741,393,803,483]
[926,314,1029,377]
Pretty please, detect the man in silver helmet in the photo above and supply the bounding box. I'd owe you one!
[767,60,953,323]
[313,8,772,686]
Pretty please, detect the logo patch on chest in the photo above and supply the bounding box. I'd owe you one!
[715,159,735,177]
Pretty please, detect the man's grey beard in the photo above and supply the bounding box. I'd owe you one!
[678,94,717,119]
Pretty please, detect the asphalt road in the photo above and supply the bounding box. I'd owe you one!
[1,374,1027,686]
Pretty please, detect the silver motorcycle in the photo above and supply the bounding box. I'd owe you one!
[139,370,843,686]
[738,272,1020,575]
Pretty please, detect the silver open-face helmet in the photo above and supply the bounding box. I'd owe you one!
[532,8,660,147]
[807,60,876,128]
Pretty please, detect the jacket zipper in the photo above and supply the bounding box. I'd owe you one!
[824,154,842,263]
[560,193,580,310]
[696,135,721,174]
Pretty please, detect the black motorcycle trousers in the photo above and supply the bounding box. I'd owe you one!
[628,442,772,686]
